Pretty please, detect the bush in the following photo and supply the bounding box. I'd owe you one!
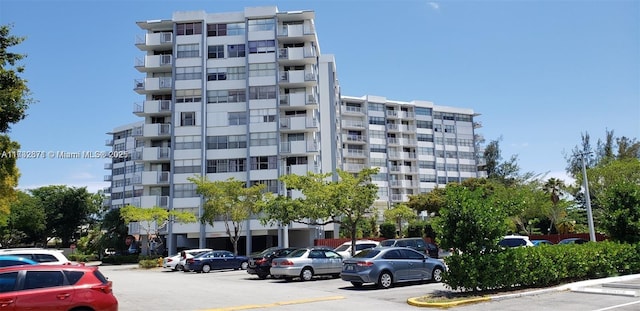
[443,241,640,292]
[138,259,160,269]
[101,254,139,265]
[379,222,396,239]
[68,253,98,262]
[407,221,424,238]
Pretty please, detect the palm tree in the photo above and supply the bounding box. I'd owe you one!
[542,178,567,234]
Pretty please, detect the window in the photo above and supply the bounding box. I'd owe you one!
[177,22,202,36]
[250,109,276,123]
[368,103,384,112]
[433,124,442,132]
[420,174,436,182]
[287,133,304,141]
[368,116,385,125]
[174,183,198,198]
[207,67,245,81]
[249,86,276,100]
[250,132,277,146]
[24,271,64,290]
[248,63,276,77]
[0,272,17,293]
[250,180,278,193]
[248,18,275,31]
[370,144,386,153]
[207,23,227,36]
[250,156,277,170]
[228,112,247,126]
[207,158,246,173]
[208,45,224,59]
[369,130,385,139]
[174,159,201,174]
[248,40,275,54]
[176,89,202,103]
[444,125,456,133]
[177,44,199,58]
[227,22,245,35]
[176,67,202,80]
[181,112,196,126]
[417,134,433,142]
[175,135,201,150]
[416,120,432,129]
[207,89,245,103]
[419,161,435,169]
[207,135,247,149]
[370,157,387,167]
[228,44,246,57]
[456,114,472,122]
[415,107,432,116]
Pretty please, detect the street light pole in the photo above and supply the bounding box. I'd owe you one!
[579,152,596,242]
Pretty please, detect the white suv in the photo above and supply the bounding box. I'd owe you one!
[498,235,534,248]
[334,240,380,259]
[0,248,71,265]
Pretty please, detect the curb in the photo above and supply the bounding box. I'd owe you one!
[407,296,491,308]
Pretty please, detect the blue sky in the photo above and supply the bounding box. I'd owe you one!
[1,0,638,193]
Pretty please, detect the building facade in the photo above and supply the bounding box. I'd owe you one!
[105,6,485,256]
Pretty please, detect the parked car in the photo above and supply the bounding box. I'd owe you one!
[334,240,380,259]
[498,235,534,248]
[163,248,212,271]
[247,247,299,279]
[0,248,71,265]
[341,247,446,289]
[184,250,249,273]
[531,239,554,246]
[270,247,343,281]
[0,264,118,311]
[558,238,590,245]
[0,255,38,267]
[379,238,439,259]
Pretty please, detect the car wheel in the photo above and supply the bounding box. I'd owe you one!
[432,266,444,283]
[175,264,183,271]
[351,281,364,288]
[202,264,211,273]
[257,272,268,279]
[300,267,314,281]
[377,271,393,289]
[241,261,248,270]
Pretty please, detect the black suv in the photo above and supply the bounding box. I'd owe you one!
[247,247,298,279]
[380,238,439,259]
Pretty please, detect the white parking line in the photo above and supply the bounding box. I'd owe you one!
[591,300,640,311]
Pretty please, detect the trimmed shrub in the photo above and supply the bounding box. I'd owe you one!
[138,259,159,269]
[379,222,396,239]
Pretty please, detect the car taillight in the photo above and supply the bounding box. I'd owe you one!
[356,261,374,267]
[91,281,113,294]
[167,258,173,262]
[278,260,294,266]
[255,258,267,265]
[186,258,194,264]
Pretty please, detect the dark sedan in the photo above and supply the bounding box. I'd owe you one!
[247,247,298,279]
[341,247,446,289]
[184,250,249,273]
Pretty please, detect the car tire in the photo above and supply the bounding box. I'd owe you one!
[432,266,444,283]
[351,281,364,288]
[175,264,183,271]
[241,261,248,270]
[377,271,393,289]
[202,264,211,273]
[257,272,268,279]
[300,267,314,281]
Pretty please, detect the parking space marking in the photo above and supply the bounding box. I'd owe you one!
[592,300,640,311]
[200,295,346,311]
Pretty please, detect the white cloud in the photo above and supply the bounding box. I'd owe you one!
[543,171,576,185]
[428,2,440,11]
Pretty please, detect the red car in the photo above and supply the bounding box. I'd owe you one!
[0,264,118,311]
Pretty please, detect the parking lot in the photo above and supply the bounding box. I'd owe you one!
[99,264,640,311]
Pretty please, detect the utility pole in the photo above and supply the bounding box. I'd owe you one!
[579,152,596,242]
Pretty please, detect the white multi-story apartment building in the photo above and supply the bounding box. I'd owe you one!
[105,6,485,256]
[339,96,485,217]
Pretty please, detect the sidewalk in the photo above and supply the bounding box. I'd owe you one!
[407,273,640,308]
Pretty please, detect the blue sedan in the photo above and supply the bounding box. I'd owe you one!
[341,247,446,289]
[0,255,38,267]
[184,250,249,273]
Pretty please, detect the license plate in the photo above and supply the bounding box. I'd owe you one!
[344,264,354,271]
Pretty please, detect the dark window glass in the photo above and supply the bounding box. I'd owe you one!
[0,272,18,292]
[64,271,85,285]
[24,271,65,289]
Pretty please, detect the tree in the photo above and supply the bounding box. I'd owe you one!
[406,188,446,215]
[433,182,511,255]
[0,25,35,224]
[189,177,265,255]
[261,168,379,256]
[542,178,569,234]
[29,185,100,247]
[383,204,416,237]
[0,190,45,247]
[98,208,130,256]
[120,205,196,255]
[482,137,534,186]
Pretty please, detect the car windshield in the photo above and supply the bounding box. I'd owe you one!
[334,245,350,252]
[380,240,395,247]
[257,247,280,256]
[352,249,380,258]
[286,249,308,258]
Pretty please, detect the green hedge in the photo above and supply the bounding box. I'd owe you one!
[67,253,98,262]
[101,254,140,265]
[443,241,640,292]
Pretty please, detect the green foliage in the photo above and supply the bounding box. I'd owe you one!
[99,208,130,256]
[406,189,446,215]
[67,253,98,262]
[443,241,640,292]
[383,204,416,236]
[379,222,396,239]
[101,254,139,265]
[138,259,160,269]
[423,221,436,239]
[29,185,100,246]
[0,190,45,246]
[190,176,265,255]
[433,182,509,254]
[406,221,424,237]
[598,179,640,243]
[0,24,34,132]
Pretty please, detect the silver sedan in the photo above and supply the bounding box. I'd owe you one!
[270,247,343,281]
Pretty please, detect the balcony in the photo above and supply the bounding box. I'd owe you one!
[135,32,173,51]
[344,149,366,158]
[279,92,316,107]
[341,106,364,115]
[341,120,366,129]
[141,147,171,162]
[279,70,316,86]
[133,100,172,116]
[135,55,172,73]
[277,21,315,39]
[141,171,170,185]
[105,139,114,146]
[104,162,113,170]
[344,163,365,172]
[342,134,367,144]
[390,194,410,202]
[389,180,418,188]
[387,137,417,146]
[133,195,170,208]
[386,124,417,133]
[389,165,418,173]
[279,116,318,131]
[142,123,171,138]
[280,140,318,154]
[104,175,112,182]
[277,46,317,65]
[134,77,172,94]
